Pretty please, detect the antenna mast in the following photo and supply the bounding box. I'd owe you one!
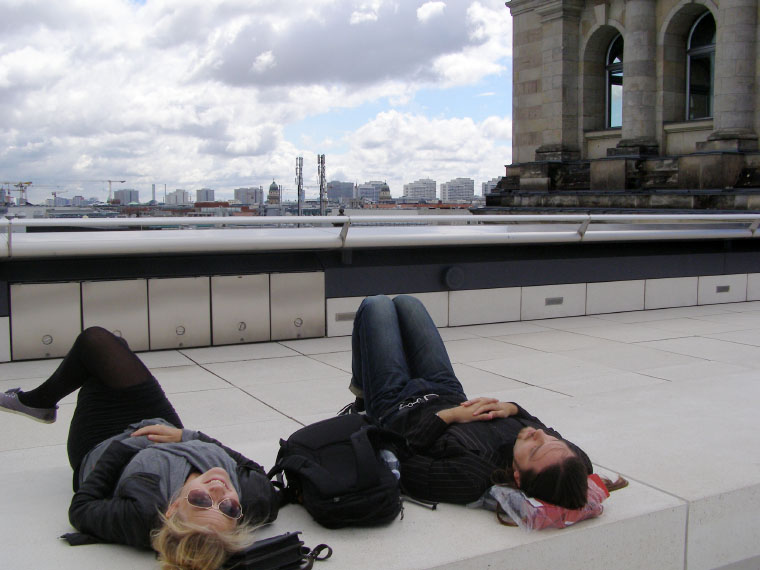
[295,156,304,216]
[318,154,326,216]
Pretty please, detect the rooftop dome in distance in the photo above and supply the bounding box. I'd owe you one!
[270,180,278,191]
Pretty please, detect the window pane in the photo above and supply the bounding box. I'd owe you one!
[688,54,713,119]
[606,34,624,128]
[609,80,623,128]
[607,35,623,66]
[689,14,716,50]
[687,13,715,120]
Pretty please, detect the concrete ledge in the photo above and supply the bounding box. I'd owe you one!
[3,302,760,568]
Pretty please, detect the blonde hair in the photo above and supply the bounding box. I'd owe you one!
[151,512,257,570]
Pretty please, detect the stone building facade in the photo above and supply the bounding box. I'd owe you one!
[489,0,760,209]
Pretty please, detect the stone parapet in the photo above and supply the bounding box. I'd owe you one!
[485,187,760,211]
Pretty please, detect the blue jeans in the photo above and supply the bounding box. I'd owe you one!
[351,295,466,422]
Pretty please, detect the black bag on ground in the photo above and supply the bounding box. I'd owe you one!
[224,531,332,570]
[268,414,403,529]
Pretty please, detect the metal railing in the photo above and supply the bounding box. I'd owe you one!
[2,213,759,258]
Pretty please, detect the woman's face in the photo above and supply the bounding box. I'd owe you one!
[167,467,241,532]
[512,427,572,485]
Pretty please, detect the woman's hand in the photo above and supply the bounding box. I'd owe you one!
[130,424,183,443]
[437,398,517,424]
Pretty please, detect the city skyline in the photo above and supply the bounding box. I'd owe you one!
[0,0,513,204]
[28,174,489,206]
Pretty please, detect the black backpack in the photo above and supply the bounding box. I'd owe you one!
[268,414,403,529]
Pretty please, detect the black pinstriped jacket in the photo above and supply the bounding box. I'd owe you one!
[387,398,592,504]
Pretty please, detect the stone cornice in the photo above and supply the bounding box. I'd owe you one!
[507,0,586,17]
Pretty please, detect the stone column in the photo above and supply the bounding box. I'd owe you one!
[533,0,585,162]
[614,0,658,154]
[707,0,758,150]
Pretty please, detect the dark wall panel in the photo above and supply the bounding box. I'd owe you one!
[2,239,759,304]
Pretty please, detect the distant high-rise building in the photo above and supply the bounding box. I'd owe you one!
[71,195,85,206]
[46,196,71,207]
[113,188,140,205]
[267,180,281,205]
[196,188,215,202]
[403,178,436,201]
[481,177,502,196]
[234,187,263,205]
[326,180,354,203]
[166,189,191,205]
[357,181,388,203]
[440,178,475,202]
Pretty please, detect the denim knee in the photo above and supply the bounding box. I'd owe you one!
[392,294,423,311]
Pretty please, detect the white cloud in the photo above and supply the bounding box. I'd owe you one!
[327,110,511,195]
[431,1,512,87]
[251,51,276,73]
[417,2,446,23]
[0,0,512,202]
[349,11,379,24]
[349,0,385,24]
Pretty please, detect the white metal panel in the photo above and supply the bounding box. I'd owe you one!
[11,282,81,359]
[645,277,698,310]
[148,277,210,350]
[326,296,364,337]
[325,292,449,336]
[521,284,587,320]
[747,273,760,301]
[270,272,325,341]
[82,280,149,351]
[0,317,10,362]
[449,288,521,326]
[697,274,748,305]
[211,275,270,345]
[586,280,645,315]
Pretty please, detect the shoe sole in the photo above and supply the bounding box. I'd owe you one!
[0,404,56,424]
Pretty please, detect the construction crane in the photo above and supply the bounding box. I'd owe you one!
[51,189,68,205]
[1,181,32,205]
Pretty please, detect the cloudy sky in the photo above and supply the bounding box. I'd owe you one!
[1,0,512,203]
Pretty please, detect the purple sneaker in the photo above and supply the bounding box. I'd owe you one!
[0,388,57,423]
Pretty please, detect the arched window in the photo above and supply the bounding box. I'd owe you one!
[606,34,623,128]
[686,12,715,120]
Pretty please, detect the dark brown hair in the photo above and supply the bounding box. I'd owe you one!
[517,453,589,509]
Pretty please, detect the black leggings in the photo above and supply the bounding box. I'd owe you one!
[21,327,183,481]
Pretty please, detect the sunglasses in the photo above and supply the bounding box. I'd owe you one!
[184,489,243,520]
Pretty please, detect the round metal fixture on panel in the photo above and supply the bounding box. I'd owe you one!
[238,322,247,331]
[42,335,53,345]
[176,326,186,336]
[112,329,123,337]
[294,318,303,327]
[444,266,465,290]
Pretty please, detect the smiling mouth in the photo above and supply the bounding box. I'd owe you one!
[206,478,229,489]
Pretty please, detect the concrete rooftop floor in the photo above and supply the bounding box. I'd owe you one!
[3,302,760,569]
